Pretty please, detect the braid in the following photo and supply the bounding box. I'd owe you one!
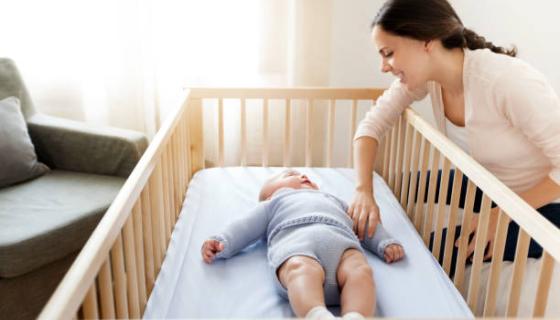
[461,28,517,57]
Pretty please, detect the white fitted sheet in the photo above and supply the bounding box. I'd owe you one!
[143,167,473,318]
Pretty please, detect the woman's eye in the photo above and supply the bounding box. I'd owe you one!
[384,52,393,58]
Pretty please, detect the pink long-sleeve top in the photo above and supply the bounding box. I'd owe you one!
[355,48,560,198]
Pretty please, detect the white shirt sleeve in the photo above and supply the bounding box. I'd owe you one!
[354,79,428,142]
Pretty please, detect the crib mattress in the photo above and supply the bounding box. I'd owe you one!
[143,167,473,318]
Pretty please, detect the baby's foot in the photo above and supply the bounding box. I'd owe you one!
[384,243,404,263]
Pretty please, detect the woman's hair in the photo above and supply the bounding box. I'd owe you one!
[372,0,517,57]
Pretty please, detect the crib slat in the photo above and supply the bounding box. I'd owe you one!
[123,215,141,318]
[240,98,247,166]
[148,175,163,274]
[305,99,313,167]
[393,116,406,202]
[506,229,531,317]
[167,146,176,224]
[188,98,204,172]
[453,179,477,291]
[217,98,224,167]
[152,165,166,264]
[183,112,193,183]
[284,99,291,167]
[132,202,148,311]
[262,99,269,167]
[326,99,335,167]
[170,137,180,215]
[140,188,155,294]
[533,252,555,317]
[388,124,398,191]
[348,99,358,168]
[399,123,414,206]
[97,259,116,319]
[169,135,178,214]
[432,158,452,260]
[82,282,99,319]
[467,194,493,312]
[177,116,186,191]
[161,150,171,242]
[169,146,177,224]
[483,209,511,316]
[111,234,129,319]
[441,168,463,275]
[406,131,422,218]
[413,137,431,231]
[184,111,192,182]
[422,148,440,246]
[182,111,189,200]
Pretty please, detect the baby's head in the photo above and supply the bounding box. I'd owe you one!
[258,169,319,201]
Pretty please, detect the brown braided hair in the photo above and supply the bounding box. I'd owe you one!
[372,0,517,57]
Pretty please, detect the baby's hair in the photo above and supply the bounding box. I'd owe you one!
[258,169,296,201]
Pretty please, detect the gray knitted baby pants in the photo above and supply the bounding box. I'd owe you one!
[268,223,365,306]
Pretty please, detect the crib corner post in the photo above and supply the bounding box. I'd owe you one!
[188,97,204,174]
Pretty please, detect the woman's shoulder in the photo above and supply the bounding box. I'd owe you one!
[465,49,548,92]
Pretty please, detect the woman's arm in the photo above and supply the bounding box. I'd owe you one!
[518,176,560,209]
[348,137,381,240]
[350,80,428,240]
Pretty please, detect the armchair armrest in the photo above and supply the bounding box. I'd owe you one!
[27,114,148,177]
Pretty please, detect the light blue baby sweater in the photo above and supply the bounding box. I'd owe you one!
[212,188,400,260]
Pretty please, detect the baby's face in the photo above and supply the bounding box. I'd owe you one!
[261,170,319,200]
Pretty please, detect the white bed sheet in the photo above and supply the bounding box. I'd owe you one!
[143,167,473,318]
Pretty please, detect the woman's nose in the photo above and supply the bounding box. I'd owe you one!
[381,60,392,73]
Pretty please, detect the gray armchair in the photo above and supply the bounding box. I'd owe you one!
[0,58,148,320]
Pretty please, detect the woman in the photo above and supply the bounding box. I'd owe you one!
[348,0,560,265]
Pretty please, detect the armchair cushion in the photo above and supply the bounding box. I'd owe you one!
[0,97,49,188]
[27,114,148,177]
[0,170,125,277]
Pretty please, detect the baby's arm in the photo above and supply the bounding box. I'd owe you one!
[361,223,404,263]
[202,202,269,263]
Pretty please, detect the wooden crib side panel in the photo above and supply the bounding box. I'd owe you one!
[392,108,560,317]
[39,92,194,319]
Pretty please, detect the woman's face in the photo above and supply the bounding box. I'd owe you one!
[371,25,432,90]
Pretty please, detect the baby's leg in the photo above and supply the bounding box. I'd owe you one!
[336,249,375,317]
[277,255,326,317]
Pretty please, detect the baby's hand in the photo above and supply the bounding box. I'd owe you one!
[384,243,404,263]
[201,239,224,264]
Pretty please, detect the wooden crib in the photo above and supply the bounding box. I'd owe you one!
[39,88,560,319]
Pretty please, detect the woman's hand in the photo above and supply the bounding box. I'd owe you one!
[348,190,382,240]
[456,207,500,261]
[201,239,224,264]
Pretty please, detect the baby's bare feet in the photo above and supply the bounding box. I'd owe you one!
[384,244,404,263]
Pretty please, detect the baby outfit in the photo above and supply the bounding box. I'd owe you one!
[211,188,400,305]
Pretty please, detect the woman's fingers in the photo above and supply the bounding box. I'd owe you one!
[367,208,380,239]
[466,232,477,260]
[484,240,494,260]
[357,208,369,240]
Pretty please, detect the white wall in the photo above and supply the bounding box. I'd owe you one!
[328,0,560,126]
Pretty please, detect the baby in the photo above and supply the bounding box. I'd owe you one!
[201,169,405,319]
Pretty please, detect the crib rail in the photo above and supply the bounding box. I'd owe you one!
[380,109,560,317]
[187,87,384,169]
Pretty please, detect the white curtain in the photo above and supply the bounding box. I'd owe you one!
[1,0,334,143]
